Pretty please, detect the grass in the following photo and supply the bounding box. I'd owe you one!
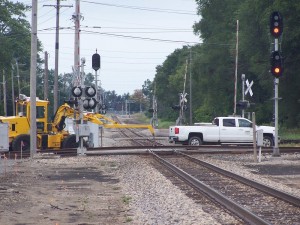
[279,128,300,140]
[129,113,174,129]
[122,196,132,205]
[125,217,133,222]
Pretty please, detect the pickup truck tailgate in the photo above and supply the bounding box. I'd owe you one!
[169,126,179,142]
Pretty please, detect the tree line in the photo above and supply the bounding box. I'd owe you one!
[149,0,300,128]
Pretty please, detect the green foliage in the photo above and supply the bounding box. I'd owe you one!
[157,120,174,129]
[279,128,300,140]
[0,1,46,116]
[150,0,300,128]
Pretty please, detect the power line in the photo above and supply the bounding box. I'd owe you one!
[38,27,198,44]
[79,29,198,44]
[81,0,196,15]
[38,25,193,32]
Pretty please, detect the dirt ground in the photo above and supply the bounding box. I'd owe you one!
[0,156,130,225]
[0,115,151,225]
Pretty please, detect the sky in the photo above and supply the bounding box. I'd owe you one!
[17,0,200,95]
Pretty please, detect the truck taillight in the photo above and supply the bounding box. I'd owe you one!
[175,127,179,134]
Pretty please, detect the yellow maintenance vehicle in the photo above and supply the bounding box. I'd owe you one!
[0,94,154,151]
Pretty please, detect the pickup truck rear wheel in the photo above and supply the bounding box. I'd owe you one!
[263,135,274,147]
[188,136,203,146]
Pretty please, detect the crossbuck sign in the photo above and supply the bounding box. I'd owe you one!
[245,79,254,97]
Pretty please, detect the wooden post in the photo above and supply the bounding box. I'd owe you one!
[252,112,258,162]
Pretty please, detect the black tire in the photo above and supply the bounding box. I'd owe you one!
[188,136,203,146]
[62,134,88,148]
[263,135,274,147]
[12,134,30,151]
[62,134,79,148]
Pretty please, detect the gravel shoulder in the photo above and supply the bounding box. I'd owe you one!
[1,123,300,224]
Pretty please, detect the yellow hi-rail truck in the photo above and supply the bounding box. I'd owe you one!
[0,94,154,151]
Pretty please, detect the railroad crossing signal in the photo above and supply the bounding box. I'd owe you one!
[271,51,283,78]
[83,86,97,110]
[270,11,283,38]
[180,93,187,103]
[245,79,253,97]
[71,86,98,110]
[71,86,83,97]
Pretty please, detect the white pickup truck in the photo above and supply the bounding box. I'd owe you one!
[169,117,276,147]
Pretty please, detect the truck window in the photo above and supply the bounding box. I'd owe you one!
[238,119,252,128]
[223,119,235,127]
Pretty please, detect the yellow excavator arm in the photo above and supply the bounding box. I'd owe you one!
[83,112,155,135]
[52,103,155,136]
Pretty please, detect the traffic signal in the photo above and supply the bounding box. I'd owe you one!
[171,105,181,111]
[270,11,283,38]
[92,52,100,71]
[271,51,283,78]
[236,100,250,110]
[148,108,154,113]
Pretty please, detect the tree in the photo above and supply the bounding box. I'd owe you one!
[131,89,148,112]
[0,0,33,115]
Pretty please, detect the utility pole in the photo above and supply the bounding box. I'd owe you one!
[189,47,193,125]
[44,51,49,100]
[44,1,72,113]
[2,70,7,116]
[30,0,38,157]
[71,0,87,155]
[11,65,15,116]
[15,59,21,96]
[73,0,81,80]
[233,20,239,116]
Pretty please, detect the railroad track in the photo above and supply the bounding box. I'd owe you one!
[111,115,163,146]
[150,151,300,225]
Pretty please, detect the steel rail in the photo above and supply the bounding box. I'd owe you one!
[177,151,300,207]
[3,145,299,158]
[150,150,271,225]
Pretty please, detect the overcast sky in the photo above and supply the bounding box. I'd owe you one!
[17,0,200,95]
